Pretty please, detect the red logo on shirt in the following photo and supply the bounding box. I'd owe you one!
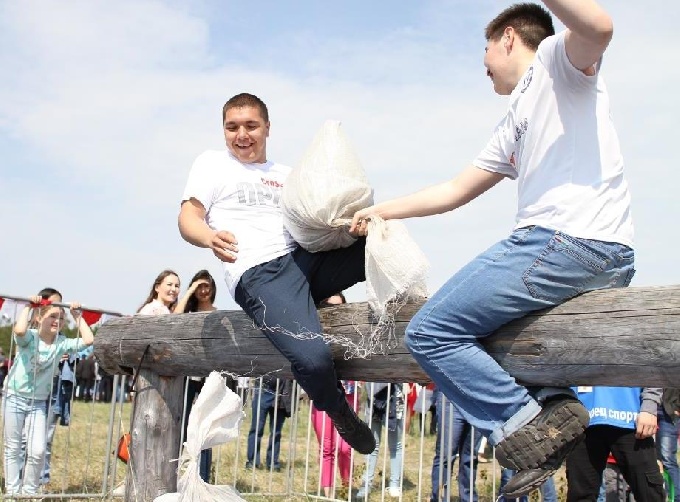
[261,178,283,188]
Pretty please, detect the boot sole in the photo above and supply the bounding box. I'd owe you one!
[496,398,589,471]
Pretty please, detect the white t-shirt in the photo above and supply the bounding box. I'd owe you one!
[473,31,633,247]
[182,150,297,296]
[138,299,172,316]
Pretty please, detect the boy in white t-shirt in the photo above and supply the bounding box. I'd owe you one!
[178,93,375,455]
[351,1,634,497]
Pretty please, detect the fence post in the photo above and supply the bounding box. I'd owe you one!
[125,369,184,501]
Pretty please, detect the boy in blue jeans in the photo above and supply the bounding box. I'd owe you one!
[352,1,634,497]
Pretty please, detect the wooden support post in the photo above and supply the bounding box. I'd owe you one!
[124,369,184,501]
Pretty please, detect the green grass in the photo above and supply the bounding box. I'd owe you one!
[1,398,566,501]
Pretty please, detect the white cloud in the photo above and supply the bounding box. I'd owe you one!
[0,0,678,316]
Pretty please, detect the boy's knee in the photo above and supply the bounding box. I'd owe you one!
[300,355,335,380]
[404,323,425,355]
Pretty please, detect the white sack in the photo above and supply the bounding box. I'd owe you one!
[364,215,429,317]
[282,120,373,252]
[282,120,428,321]
[154,371,246,502]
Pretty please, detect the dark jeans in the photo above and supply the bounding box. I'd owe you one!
[247,388,286,467]
[98,375,113,402]
[567,424,664,501]
[235,239,366,412]
[430,390,483,502]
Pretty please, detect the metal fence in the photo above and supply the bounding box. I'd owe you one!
[1,376,555,501]
[0,297,565,501]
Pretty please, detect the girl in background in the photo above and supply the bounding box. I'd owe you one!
[35,287,76,486]
[3,296,94,496]
[174,269,216,315]
[175,269,218,482]
[113,269,181,497]
[136,269,180,315]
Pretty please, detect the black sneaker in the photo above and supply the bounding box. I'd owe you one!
[495,395,589,471]
[326,400,376,454]
[502,468,555,499]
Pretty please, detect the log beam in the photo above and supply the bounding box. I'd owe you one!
[94,285,680,387]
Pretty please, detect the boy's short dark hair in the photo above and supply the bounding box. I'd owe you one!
[38,287,62,301]
[317,292,347,307]
[222,93,269,124]
[485,3,555,51]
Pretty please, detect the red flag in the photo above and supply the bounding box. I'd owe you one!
[0,297,4,309]
[30,299,52,308]
[81,310,103,325]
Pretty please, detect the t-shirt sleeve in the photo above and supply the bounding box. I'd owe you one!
[62,337,86,354]
[537,31,599,90]
[472,117,518,179]
[181,151,217,212]
[13,328,35,347]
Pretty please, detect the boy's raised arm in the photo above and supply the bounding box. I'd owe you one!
[542,0,614,71]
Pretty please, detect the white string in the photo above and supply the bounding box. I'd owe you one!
[254,298,401,361]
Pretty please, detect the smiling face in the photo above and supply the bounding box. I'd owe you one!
[484,36,516,96]
[38,306,65,337]
[483,27,538,96]
[31,292,63,329]
[154,274,180,307]
[223,105,270,164]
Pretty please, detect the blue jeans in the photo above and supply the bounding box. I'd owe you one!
[499,468,557,502]
[360,407,404,491]
[3,393,48,495]
[405,226,635,444]
[246,388,286,468]
[430,390,483,502]
[42,398,58,485]
[42,378,74,484]
[657,411,680,502]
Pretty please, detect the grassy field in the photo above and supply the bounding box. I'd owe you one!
[0,397,565,501]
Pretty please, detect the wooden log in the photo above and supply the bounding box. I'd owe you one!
[94,285,680,387]
[124,370,184,500]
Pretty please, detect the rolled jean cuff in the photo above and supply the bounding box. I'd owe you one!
[490,398,541,445]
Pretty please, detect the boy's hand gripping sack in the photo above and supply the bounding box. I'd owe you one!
[282,120,428,325]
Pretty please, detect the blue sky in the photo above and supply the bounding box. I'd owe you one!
[0,1,678,316]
